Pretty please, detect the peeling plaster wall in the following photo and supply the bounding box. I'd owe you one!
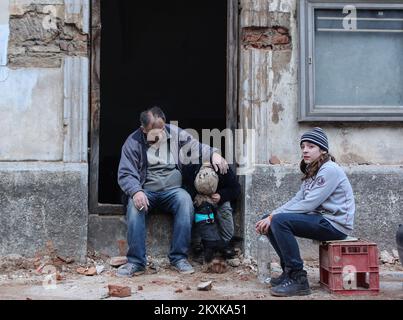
[0,67,63,160]
[0,162,88,261]
[0,0,89,162]
[239,0,403,166]
[0,0,10,67]
[240,0,403,259]
[7,0,88,68]
[244,165,403,260]
[0,0,89,260]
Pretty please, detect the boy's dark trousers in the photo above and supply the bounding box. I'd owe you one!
[195,220,226,263]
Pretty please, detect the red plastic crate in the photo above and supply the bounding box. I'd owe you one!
[319,241,380,295]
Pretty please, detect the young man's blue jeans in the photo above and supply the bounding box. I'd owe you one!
[268,213,347,272]
[126,188,194,268]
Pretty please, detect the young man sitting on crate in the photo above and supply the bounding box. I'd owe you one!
[255,128,356,297]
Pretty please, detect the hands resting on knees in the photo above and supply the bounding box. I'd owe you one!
[255,215,273,235]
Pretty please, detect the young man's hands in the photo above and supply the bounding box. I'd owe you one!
[255,215,273,235]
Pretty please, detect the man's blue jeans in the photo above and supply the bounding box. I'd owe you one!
[268,213,347,272]
[126,188,194,267]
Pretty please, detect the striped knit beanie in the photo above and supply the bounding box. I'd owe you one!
[300,127,329,152]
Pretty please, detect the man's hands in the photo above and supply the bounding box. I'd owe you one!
[133,191,150,212]
[211,193,221,204]
[255,215,272,235]
[212,153,229,174]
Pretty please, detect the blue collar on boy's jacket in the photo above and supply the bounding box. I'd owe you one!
[195,212,215,224]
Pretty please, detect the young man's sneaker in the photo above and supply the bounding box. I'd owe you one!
[270,270,311,297]
[267,271,288,287]
[116,263,145,277]
[172,259,195,274]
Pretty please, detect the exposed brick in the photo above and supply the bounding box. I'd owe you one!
[275,26,289,35]
[242,27,291,51]
[30,45,61,53]
[8,5,88,68]
[76,266,97,276]
[108,285,132,298]
[7,46,26,56]
[272,34,290,45]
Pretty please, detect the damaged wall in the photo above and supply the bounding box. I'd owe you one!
[0,0,89,261]
[240,0,403,259]
[0,0,10,66]
[0,68,63,160]
[239,0,403,166]
[8,0,88,68]
[1,0,402,264]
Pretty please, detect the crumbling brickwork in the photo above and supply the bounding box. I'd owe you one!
[242,26,291,50]
[240,11,292,50]
[8,4,88,68]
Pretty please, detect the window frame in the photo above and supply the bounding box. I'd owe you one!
[299,0,403,121]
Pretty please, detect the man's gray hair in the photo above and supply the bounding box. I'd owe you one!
[140,106,166,127]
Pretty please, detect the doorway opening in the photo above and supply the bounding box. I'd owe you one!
[90,0,238,214]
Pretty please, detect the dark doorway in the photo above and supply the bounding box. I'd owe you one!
[97,0,228,205]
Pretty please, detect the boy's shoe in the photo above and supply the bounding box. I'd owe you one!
[116,263,145,277]
[190,243,204,264]
[192,242,204,257]
[172,259,195,274]
[221,245,236,259]
[270,270,311,297]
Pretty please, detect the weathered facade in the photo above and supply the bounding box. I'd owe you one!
[0,0,89,261]
[0,0,402,262]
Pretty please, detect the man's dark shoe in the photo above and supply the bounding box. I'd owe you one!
[172,259,195,274]
[270,269,311,297]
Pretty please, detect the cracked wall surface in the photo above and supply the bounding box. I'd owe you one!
[8,2,88,68]
[239,0,403,166]
[0,0,402,261]
[239,0,403,260]
[0,0,89,261]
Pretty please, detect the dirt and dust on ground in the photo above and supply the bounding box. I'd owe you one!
[0,241,402,301]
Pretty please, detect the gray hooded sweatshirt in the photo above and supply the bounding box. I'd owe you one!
[271,161,355,235]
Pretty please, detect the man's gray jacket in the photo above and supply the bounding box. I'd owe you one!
[118,124,217,201]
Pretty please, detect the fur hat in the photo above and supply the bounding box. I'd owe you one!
[194,163,218,196]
